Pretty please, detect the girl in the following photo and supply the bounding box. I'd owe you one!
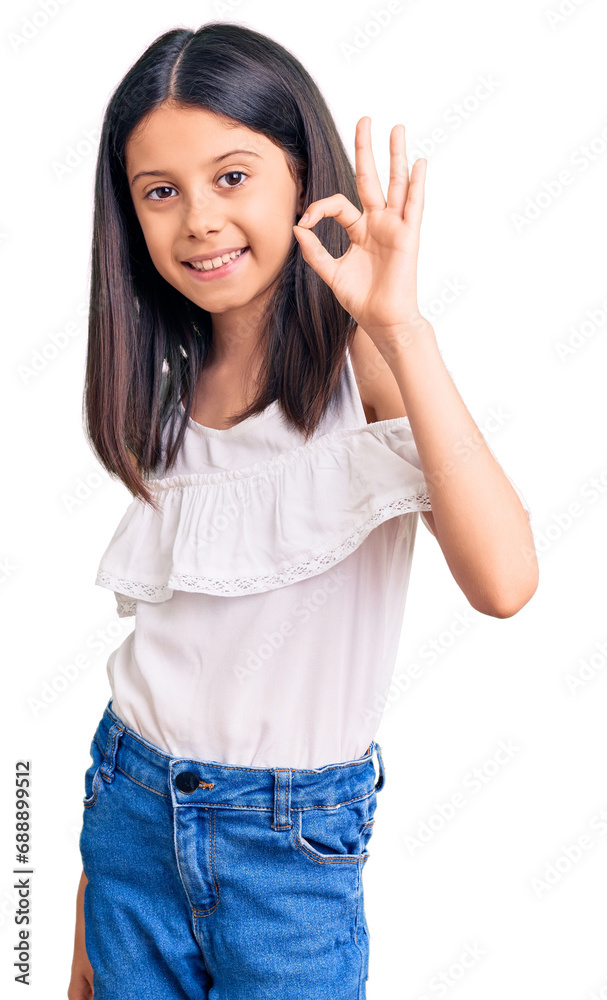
[70,21,538,1000]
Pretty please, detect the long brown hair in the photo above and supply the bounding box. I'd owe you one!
[83,22,362,512]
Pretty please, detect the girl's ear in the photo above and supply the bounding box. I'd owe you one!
[296,178,306,216]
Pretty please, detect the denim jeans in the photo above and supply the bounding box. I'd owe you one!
[79,698,386,999]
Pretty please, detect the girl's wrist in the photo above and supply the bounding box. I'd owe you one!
[370,317,438,367]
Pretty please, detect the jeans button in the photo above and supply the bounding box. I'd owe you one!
[176,770,200,793]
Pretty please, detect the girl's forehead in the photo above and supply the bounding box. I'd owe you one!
[127,105,260,151]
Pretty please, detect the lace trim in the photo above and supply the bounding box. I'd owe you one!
[96,491,431,600]
[115,595,137,618]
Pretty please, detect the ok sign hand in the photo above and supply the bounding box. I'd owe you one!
[293,116,428,355]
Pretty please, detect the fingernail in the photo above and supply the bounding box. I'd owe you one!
[299,212,310,225]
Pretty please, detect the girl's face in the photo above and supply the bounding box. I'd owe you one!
[125,103,305,334]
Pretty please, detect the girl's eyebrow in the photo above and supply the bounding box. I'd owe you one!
[130,149,262,187]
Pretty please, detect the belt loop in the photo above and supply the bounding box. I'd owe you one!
[99,722,125,784]
[371,741,386,792]
[272,768,292,831]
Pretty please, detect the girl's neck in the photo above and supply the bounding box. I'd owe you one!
[207,286,270,367]
[184,343,266,429]
[205,339,263,372]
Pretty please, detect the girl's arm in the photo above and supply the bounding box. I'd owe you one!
[294,117,538,618]
[68,870,94,1000]
[373,318,537,619]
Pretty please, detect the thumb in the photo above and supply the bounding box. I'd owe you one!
[293,224,338,288]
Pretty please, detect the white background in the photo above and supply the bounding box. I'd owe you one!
[2,0,607,997]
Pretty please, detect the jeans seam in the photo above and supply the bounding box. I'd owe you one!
[175,808,221,919]
[115,763,170,798]
[354,860,365,998]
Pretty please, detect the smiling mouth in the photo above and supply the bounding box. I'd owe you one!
[183,247,249,272]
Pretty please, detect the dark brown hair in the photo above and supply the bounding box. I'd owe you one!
[83,22,362,511]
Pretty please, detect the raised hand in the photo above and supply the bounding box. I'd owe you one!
[293,116,427,354]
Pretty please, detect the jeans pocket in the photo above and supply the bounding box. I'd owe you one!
[82,736,105,809]
[293,792,376,865]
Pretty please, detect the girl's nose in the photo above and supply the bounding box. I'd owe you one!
[181,192,226,236]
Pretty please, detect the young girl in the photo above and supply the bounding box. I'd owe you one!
[70,21,538,1000]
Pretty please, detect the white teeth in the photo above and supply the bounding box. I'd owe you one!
[187,248,246,271]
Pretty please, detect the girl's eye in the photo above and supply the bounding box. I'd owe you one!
[144,172,248,201]
[217,171,248,188]
[144,186,177,201]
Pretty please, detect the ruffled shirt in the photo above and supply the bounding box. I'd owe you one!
[93,349,527,768]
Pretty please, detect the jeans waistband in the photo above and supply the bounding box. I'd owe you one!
[92,699,386,823]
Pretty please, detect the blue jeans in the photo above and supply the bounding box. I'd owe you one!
[79,698,386,999]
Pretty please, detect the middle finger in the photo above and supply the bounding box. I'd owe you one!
[386,123,410,217]
[355,117,386,212]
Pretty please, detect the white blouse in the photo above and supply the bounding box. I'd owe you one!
[94,349,528,768]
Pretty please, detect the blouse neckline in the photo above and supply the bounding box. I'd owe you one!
[178,347,356,437]
[179,397,280,436]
